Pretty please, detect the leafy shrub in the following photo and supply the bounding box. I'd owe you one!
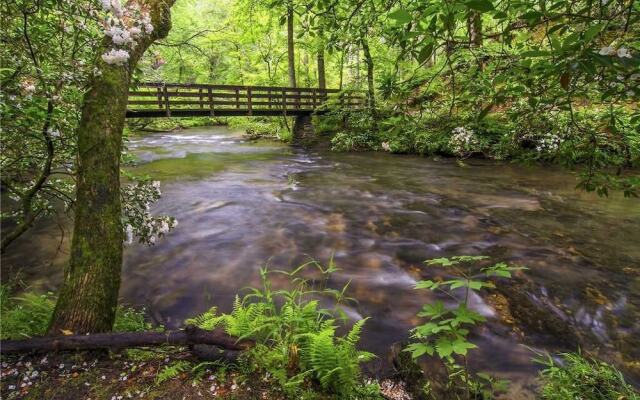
[188,263,377,398]
[537,352,639,400]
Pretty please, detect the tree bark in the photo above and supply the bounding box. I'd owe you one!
[467,11,483,47]
[2,325,252,354]
[360,33,376,114]
[286,2,296,87]
[48,0,175,335]
[317,30,326,90]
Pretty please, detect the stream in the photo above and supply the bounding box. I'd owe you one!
[3,125,639,393]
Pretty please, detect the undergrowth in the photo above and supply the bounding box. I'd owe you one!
[187,261,381,398]
[0,284,154,339]
[537,352,639,400]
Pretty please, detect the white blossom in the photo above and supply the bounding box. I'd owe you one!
[449,127,479,156]
[101,49,130,65]
[20,78,37,95]
[616,47,632,58]
[598,46,616,56]
[381,142,391,152]
[535,132,563,153]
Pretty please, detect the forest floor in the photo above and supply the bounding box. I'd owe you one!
[0,348,410,400]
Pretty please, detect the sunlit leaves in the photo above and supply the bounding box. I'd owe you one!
[388,9,412,24]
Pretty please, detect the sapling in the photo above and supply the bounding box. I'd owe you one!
[405,256,524,399]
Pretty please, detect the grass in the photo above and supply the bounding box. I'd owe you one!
[538,352,640,400]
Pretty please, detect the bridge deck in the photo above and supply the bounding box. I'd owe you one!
[126,83,364,118]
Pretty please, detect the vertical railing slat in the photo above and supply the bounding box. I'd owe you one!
[163,85,170,117]
[208,87,214,116]
[247,87,252,116]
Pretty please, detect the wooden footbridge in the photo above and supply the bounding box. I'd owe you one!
[126,82,364,118]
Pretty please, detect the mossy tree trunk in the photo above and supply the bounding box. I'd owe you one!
[48,0,175,335]
[360,32,376,116]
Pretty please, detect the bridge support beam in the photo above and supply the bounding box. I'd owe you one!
[292,114,316,146]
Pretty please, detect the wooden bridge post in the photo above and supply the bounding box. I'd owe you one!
[199,88,204,109]
[208,87,214,117]
[163,85,171,117]
[156,87,163,110]
[281,89,287,116]
[235,89,240,109]
[247,87,252,116]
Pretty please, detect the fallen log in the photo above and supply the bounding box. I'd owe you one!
[0,325,252,355]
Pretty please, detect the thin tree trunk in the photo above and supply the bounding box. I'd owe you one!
[286,3,296,87]
[361,33,376,114]
[467,11,482,47]
[317,31,326,89]
[338,48,345,90]
[49,0,175,335]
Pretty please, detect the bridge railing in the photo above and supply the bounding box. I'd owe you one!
[127,83,365,118]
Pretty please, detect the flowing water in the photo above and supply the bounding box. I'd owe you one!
[3,126,639,392]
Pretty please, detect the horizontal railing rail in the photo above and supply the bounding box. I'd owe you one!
[126,82,365,118]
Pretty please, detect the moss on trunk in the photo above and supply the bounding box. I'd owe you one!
[49,0,175,335]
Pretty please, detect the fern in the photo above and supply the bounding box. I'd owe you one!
[189,263,378,397]
[155,360,190,385]
[186,306,223,330]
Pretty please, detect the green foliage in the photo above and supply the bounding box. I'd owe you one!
[0,285,156,339]
[537,352,640,400]
[0,286,56,340]
[188,262,378,398]
[407,256,523,399]
[155,360,191,385]
[227,117,290,142]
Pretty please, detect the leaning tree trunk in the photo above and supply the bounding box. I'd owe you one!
[49,0,175,335]
[361,33,376,115]
[286,2,296,87]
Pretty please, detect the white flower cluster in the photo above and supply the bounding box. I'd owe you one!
[101,49,130,65]
[598,45,632,58]
[381,141,391,152]
[121,180,177,246]
[99,0,154,66]
[449,126,479,156]
[535,132,562,153]
[20,78,36,96]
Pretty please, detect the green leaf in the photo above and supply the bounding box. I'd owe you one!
[389,9,412,24]
[435,338,454,358]
[467,280,484,290]
[425,257,457,266]
[404,343,434,358]
[418,301,446,318]
[417,42,434,64]
[465,0,494,12]
[451,339,477,355]
[415,280,439,290]
[583,24,604,43]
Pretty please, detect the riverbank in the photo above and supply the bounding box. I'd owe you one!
[2,126,639,398]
